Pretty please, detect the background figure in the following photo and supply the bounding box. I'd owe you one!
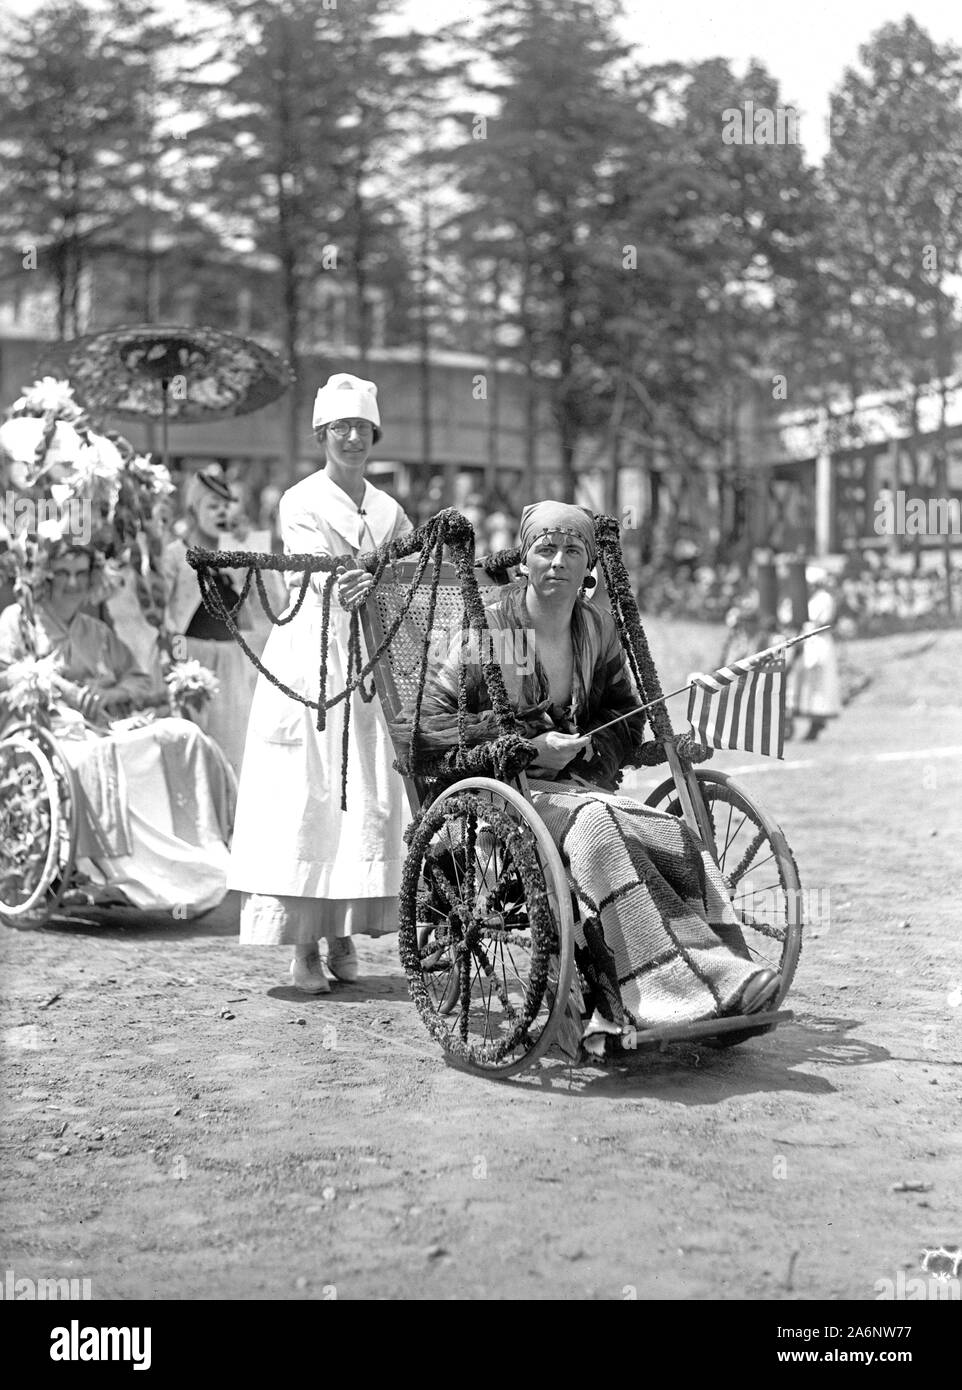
[0,541,231,914]
[162,465,257,776]
[789,566,841,741]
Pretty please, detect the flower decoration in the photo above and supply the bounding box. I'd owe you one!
[11,377,83,421]
[165,659,220,718]
[1,652,59,720]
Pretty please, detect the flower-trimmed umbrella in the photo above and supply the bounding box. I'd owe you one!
[36,324,293,466]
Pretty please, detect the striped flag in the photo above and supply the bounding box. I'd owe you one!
[687,652,786,758]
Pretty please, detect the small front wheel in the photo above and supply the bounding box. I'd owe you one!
[400,778,575,1078]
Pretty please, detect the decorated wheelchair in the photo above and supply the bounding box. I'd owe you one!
[0,371,241,929]
[190,509,802,1078]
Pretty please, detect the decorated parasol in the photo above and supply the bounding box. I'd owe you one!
[36,324,293,466]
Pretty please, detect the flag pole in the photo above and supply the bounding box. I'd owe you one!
[586,625,832,738]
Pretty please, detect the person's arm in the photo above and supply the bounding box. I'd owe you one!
[572,621,647,786]
[278,492,335,597]
[391,507,414,541]
[416,622,586,775]
[95,625,154,711]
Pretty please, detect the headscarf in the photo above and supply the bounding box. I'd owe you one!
[518,501,596,567]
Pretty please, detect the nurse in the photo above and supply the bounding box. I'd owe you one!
[229,374,412,992]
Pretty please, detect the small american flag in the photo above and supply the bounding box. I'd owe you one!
[687,653,786,759]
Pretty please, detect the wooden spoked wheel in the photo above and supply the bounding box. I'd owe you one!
[399,778,575,1078]
[0,731,79,925]
[645,769,803,1006]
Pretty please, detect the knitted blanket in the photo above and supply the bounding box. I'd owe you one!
[530,785,763,1029]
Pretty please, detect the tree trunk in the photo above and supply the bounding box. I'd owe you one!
[555,248,578,503]
[352,156,371,374]
[279,228,301,486]
[417,189,434,494]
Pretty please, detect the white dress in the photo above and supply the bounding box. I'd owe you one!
[790,589,841,719]
[228,471,412,945]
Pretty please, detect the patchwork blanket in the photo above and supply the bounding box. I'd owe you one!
[530,785,763,1030]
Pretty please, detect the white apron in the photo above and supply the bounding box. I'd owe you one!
[228,471,412,902]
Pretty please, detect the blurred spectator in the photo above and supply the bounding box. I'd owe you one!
[787,566,841,741]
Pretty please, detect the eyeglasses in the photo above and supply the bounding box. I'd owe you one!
[327,419,375,439]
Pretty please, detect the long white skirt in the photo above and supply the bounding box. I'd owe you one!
[56,715,232,916]
[228,597,409,940]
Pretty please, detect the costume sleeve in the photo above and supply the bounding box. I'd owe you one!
[0,605,26,672]
[161,542,190,634]
[420,627,469,718]
[391,506,414,541]
[571,617,647,788]
[278,491,338,597]
[101,625,154,705]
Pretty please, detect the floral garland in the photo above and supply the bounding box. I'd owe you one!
[397,791,553,1068]
[189,509,528,805]
[190,508,711,802]
[593,516,712,768]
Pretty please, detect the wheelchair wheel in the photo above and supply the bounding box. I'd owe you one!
[645,768,802,1005]
[400,777,575,1078]
[0,731,79,925]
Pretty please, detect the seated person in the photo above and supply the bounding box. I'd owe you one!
[0,540,232,916]
[419,501,780,1045]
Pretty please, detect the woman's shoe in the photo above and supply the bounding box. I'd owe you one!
[736,968,781,1015]
[327,937,359,983]
[289,952,331,994]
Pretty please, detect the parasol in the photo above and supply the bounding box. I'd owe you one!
[36,324,293,466]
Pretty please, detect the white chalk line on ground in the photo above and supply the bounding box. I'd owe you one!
[656,745,962,777]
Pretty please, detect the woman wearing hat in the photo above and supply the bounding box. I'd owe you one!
[417,501,781,1054]
[788,565,840,741]
[162,465,257,775]
[229,374,412,992]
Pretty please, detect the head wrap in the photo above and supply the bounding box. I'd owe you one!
[518,501,596,567]
[184,465,233,514]
[312,373,381,437]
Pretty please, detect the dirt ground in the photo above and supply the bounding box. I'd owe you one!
[2,622,960,1301]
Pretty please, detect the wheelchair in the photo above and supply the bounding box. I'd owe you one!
[191,508,803,1079]
[0,705,236,929]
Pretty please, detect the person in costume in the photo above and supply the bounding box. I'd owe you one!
[162,466,257,776]
[419,501,781,1051]
[0,540,232,915]
[787,564,841,742]
[229,374,413,993]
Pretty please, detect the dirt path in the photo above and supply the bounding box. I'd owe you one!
[2,629,960,1300]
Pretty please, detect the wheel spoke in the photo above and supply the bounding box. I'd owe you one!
[726,828,768,887]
